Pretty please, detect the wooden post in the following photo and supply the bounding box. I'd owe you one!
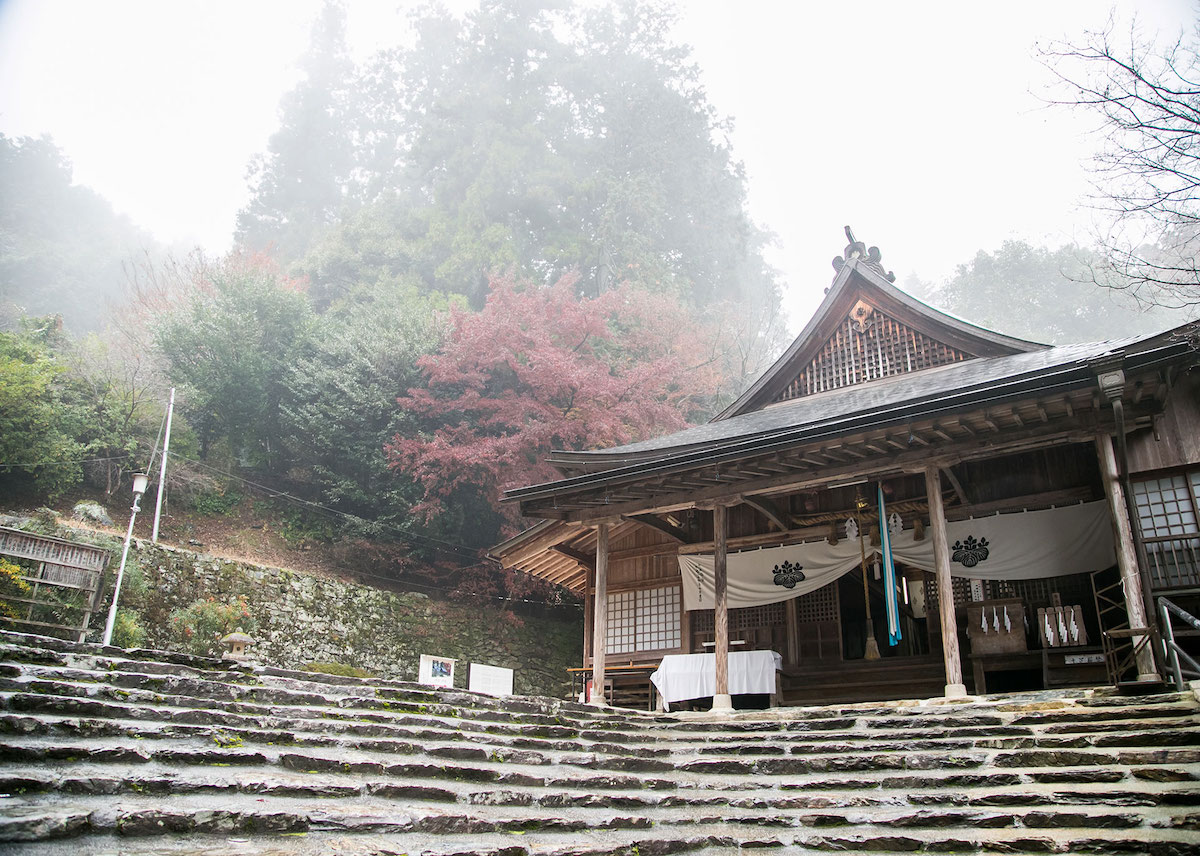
[925,467,966,697]
[712,503,733,711]
[590,522,610,705]
[785,596,799,665]
[1096,435,1160,682]
[583,567,594,663]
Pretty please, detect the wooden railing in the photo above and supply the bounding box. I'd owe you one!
[0,527,111,641]
[1143,535,1200,590]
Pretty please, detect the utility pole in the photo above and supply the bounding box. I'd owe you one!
[103,473,148,646]
[151,388,175,543]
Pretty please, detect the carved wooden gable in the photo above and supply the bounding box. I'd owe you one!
[772,298,977,403]
[714,230,1043,420]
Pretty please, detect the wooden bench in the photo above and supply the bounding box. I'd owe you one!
[568,663,659,710]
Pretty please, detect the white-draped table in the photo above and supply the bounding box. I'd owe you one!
[650,650,782,710]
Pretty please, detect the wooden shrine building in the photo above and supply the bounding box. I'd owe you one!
[491,231,1200,708]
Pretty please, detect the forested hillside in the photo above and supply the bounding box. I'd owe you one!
[1,0,1196,622]
[0,1,787,607]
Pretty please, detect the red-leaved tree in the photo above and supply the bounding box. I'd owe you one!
[388,275,724,532]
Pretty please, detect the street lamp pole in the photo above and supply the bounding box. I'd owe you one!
[102,473,148,647]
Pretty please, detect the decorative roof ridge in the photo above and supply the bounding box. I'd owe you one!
[831,225,895,283]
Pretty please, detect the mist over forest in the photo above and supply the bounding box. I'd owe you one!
[1,0,1196,602]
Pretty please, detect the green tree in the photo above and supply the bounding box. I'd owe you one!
[0,312,169,504]
[916,240,1193,345]
[236,0,359,264]
[279,281,451,529]
[0,318,89,499]
[153,254,315,473]
[0,134,155,334]
[277,0,782,361]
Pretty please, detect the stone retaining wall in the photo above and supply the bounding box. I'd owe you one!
[26,524,582,699]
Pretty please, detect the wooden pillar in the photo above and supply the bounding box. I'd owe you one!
[712,503,733,711]
[590,522,610,706]
[1096,435,1160,681]
[785,596,799,666]
[925,467,966,697]
[583,567,594,662]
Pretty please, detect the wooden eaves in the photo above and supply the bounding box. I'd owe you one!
[504,334,1189,524]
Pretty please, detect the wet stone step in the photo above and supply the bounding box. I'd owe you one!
[992,750,1121,768]
[1117,748,1200,766]
[782,772,1026,791]
[0,646,69,666]
[6,678,624,741]
[1013,706,1198,726]
[866,715,1007,730]
[0,691,603,752]
[1077,693,1188,707]
[1133,767,1200,782]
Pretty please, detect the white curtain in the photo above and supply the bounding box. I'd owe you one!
[679,500,1115,611]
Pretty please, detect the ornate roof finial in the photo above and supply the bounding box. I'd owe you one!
[830,225,896,283]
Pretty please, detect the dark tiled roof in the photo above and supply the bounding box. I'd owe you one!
[547,337,1138,465]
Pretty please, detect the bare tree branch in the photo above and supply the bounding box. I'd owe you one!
[1040,19,1200,308]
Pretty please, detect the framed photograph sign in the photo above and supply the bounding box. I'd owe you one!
[418,654,457,688]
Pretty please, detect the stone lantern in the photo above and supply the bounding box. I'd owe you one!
[220,628,255,662]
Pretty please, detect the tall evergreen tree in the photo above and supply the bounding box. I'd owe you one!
[0,134,153,333]
[236,0,358,264]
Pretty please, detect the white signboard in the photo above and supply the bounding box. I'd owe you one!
[469,663,514,697]
[418,654,456,688]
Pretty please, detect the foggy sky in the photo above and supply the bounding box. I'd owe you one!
[0,0,1195,331]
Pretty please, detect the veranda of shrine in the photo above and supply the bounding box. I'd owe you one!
[491,233,1200,710]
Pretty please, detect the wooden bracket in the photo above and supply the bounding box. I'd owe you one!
[622,513,693,544]
[742,495,790,531]
[551,545,596,572]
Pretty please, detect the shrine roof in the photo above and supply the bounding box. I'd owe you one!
[540,336,1136,468]
[503,229,1196,512]
[552,338,1132,460]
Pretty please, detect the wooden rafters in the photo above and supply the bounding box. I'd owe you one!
[622,513,694,544]
[551,545,596,572]
[940,465,970,506]
[509,375,1181,521]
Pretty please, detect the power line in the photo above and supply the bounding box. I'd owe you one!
[167,456,575,608]
[171,454,486,561]
[0,450,575,607]
[0,455,130,468]
[145,405,169,478]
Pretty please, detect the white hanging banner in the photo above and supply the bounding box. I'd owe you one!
[680,537,863,611]
[679,501,1115,611]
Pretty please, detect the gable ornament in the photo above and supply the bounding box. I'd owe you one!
[830,226,896,282]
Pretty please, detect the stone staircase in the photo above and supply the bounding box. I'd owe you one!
[0,630,1198,855]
